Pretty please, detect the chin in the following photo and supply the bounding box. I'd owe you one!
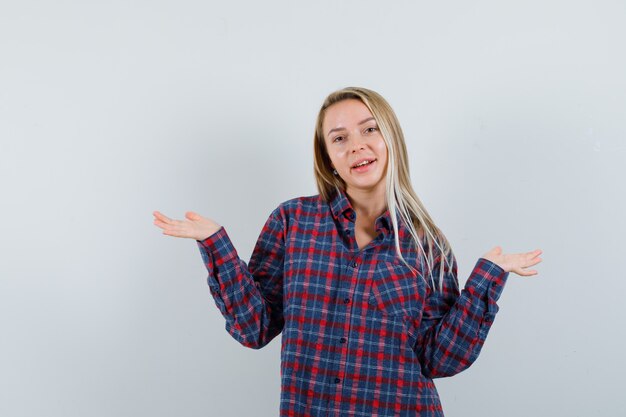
[348,178,386,192]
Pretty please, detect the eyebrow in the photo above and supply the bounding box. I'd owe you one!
[327,117,376,137]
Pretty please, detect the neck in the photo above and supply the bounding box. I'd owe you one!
[345,184,387,219]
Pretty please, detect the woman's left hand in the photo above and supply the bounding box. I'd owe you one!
[481,247,542,276]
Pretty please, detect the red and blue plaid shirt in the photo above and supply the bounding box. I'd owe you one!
[197,190,509,416]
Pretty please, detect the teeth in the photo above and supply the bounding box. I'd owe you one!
[355,160,372,168]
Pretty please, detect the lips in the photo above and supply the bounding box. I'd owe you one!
[350,158,377,169]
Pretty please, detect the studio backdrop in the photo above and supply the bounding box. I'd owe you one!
[1,1,624,416]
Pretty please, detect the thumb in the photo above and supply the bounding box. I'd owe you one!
[185,211,201,221]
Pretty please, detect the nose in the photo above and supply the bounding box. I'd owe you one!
[351,134,366,153]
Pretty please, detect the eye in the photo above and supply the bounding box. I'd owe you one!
[332,136,344,143]
[365,126,378,134]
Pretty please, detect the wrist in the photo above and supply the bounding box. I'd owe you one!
[197,225,222,242]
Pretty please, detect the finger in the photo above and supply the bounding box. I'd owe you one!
[512,251,542,266]
[168,221,189,234]
[526,257,542,267]
[526,249,542,258]
[153,219,168,230]
[185,211,200,221]
[162,227,192,238]
[153,211,175,224]
[162,229,184,238]
[154,222,186,237]
[484,246,502,257]
[514,267,538,277]
[154,216,187,234]
[518,254,543,270]
[171,218,185,226]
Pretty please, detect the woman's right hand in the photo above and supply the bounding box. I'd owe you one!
[153,211,221,241]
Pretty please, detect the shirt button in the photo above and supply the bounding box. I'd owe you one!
[334,377,341,384]
[343,297,350,304]
[351,262,359,268]
[340,337,347,343]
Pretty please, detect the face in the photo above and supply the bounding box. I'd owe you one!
[322,99,388,195]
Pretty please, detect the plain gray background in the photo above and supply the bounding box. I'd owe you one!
[1,0,625,416]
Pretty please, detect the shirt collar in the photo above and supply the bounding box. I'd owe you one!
[375,211,392,233]
[329,188,355,221]
[328,189,393,233]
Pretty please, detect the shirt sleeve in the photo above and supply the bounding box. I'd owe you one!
[414,251,509,378]
[196,208,286,349]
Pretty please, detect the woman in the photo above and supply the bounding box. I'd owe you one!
[153,87,542,416]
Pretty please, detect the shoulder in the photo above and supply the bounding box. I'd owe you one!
[274,194,323,214]
[268,194,326,223]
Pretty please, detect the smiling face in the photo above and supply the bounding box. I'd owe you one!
[322,99,388,196]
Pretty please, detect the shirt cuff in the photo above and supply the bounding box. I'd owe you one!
[196,227,239,270]
[465,258,510,318]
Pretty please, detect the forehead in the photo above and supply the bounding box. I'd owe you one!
[322,99,374,133]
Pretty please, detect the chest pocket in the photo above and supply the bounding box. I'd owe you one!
[368,261,426,319]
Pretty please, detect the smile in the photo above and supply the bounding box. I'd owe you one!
[351,158,377,169]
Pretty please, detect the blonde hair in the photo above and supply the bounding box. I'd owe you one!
[313,87,454,291]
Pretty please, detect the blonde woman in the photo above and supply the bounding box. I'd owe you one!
[153,87,542,416]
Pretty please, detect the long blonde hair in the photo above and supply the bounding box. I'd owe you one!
[313,87,454,291]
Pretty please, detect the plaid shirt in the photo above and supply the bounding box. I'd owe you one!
[197,190,509,416]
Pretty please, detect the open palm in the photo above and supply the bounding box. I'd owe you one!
[482,246,542,276]
[153,211,221,241]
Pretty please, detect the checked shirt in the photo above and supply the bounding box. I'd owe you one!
[197,190,509,416]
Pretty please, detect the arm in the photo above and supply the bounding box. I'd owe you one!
[153,209,286,349]
[196,209,285,349]
[415,246,541,378]
[414,253,508,378]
